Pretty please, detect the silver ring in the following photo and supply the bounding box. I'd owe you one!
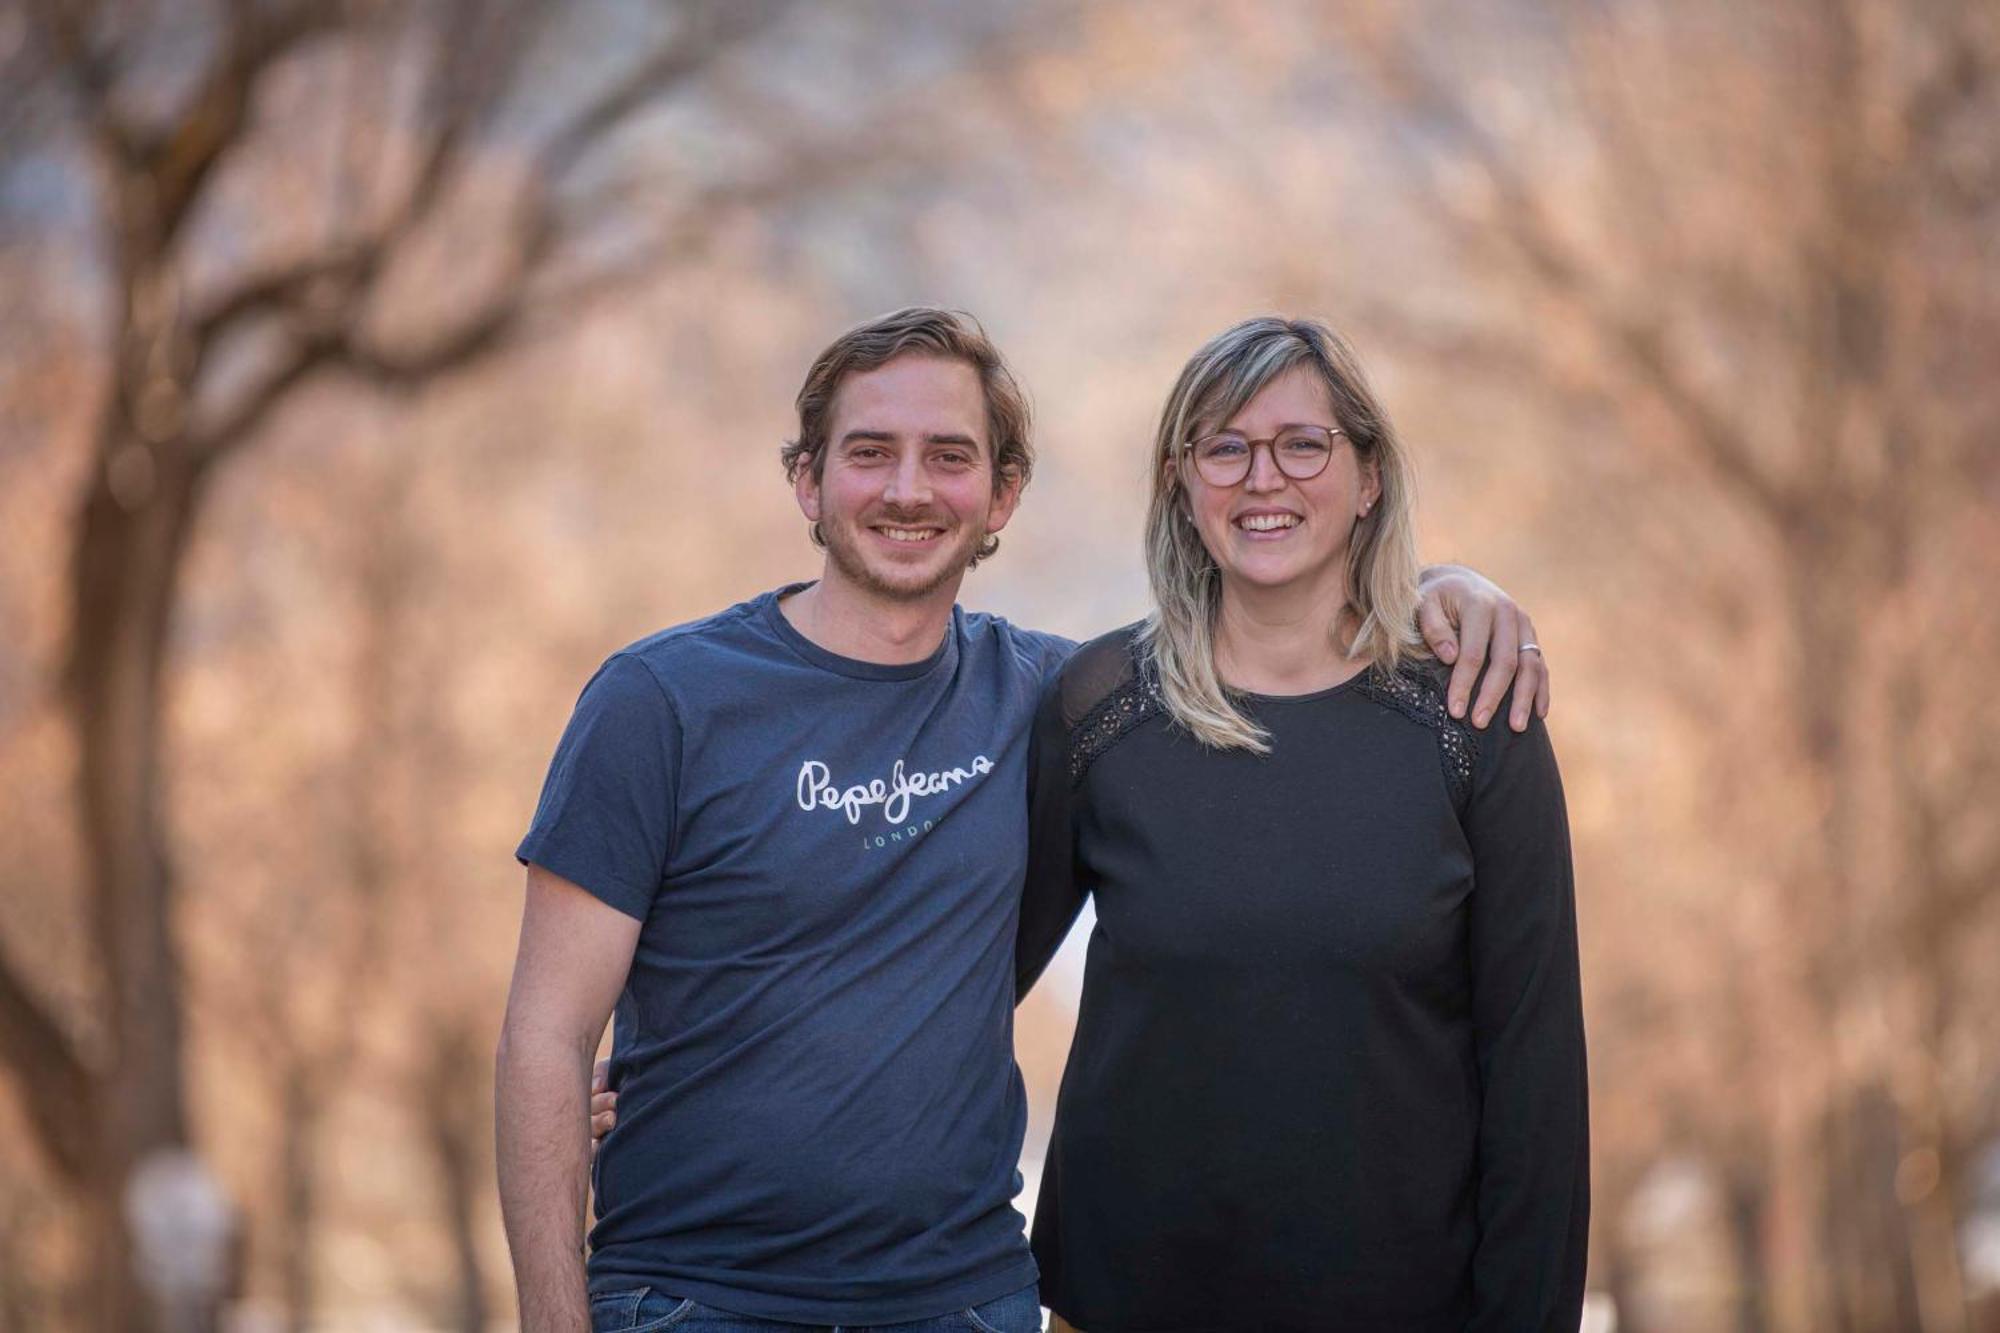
[1519,643,1542,655]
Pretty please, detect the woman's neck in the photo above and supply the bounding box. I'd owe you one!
[1214,576,1367,696]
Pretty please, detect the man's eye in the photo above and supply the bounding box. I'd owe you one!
[936,452,974,467]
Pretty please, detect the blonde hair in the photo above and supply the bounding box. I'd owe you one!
[1139,316,1423,753]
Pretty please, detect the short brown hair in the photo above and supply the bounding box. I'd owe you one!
[784,307,1034,565]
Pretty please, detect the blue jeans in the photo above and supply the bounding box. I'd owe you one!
[589,1282,1043,1333]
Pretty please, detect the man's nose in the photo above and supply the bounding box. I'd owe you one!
[883,453,933,505]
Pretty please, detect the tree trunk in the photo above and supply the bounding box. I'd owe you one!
[69,415,210,1333]
[1904,1166,1972,1333]
[1721,1158,1773,1333]
[279,1072,321,1333]
[426,1022,491,1333]
[1597,1219,1647,1333]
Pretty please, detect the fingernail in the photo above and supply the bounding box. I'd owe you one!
[1450,699,1465,718]
[1475,708,1491,726]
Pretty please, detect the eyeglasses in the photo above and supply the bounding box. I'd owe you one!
[1178,425,1346,488]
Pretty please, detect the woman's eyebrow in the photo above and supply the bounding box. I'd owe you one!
[1214,421,1336,435]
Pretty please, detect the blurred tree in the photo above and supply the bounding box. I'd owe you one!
[0,0,956,1326]
[1314,1,2000,1328]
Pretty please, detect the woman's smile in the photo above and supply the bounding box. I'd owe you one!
[1232,507,1304,537]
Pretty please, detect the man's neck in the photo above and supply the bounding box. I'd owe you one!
[1213,568,1365,696]
[779,566,962,665]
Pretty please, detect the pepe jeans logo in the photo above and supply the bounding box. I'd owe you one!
[795,754,995,827]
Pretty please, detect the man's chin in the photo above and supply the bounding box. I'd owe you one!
[825,532,975,603]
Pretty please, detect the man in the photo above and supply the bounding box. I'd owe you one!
[495,308,1548,1333]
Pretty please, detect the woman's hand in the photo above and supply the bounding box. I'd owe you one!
[1415,565,1551,732]
[590,1058,618,1147]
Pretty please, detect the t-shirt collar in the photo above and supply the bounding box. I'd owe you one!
[759,582,960,682]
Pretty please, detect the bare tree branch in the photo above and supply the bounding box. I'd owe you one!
[1327,8,1800,525]
[190,327,342,459]
[22,0,144,165]
[392,0,543,234]
[532,0,790,188]
[1905,10,1994,148]
[141,2,337,247]
[186,3,530,355]
[189,248,371,350]
[185,0,801,461]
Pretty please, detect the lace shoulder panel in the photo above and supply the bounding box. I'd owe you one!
[1352,660,1477,811]
[1060,625,1161,787]
[1060,642,1477,805]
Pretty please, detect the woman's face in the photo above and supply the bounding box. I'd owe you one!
[1176,364,1380,600]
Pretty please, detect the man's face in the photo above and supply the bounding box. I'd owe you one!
[797,353,1020,603]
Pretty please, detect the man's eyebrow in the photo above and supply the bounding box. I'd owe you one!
[836,429,982,448]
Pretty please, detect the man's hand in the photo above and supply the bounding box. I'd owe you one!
[591,1058,618,1146]
[1415,565,1551,732]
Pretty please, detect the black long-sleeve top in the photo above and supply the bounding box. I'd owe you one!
[1016,627,1588,1333]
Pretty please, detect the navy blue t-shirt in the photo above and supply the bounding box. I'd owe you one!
[516,584,1073,1323]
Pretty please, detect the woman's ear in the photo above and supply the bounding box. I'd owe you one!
[1162,452,1187,509]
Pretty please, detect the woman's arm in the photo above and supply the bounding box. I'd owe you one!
[1016,674,1089,1001]
[1463,688,1590,1332]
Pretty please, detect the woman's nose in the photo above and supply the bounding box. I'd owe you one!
[1243,441,1286,491]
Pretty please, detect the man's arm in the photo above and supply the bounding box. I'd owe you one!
[495,864,643,1333]
[1416,564,1552,732]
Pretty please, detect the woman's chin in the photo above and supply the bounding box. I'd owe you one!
[1216,554,1343,597]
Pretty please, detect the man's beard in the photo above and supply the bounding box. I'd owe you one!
[820,511,979,603]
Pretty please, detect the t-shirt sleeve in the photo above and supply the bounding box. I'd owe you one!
[1021,629,1080,689]
[515,652,681,922]
[1462,688,1590,1332]
[1015,671,1087,1001]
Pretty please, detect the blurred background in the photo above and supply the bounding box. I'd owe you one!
[1,1,1996,1330]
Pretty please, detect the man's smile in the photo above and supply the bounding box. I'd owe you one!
[872,523,947,544]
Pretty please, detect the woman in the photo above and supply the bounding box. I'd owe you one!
[1015,316,1587,1332]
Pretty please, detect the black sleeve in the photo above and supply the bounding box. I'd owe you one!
[1015,672,1087,1001]
[1463,694,1591,1332]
